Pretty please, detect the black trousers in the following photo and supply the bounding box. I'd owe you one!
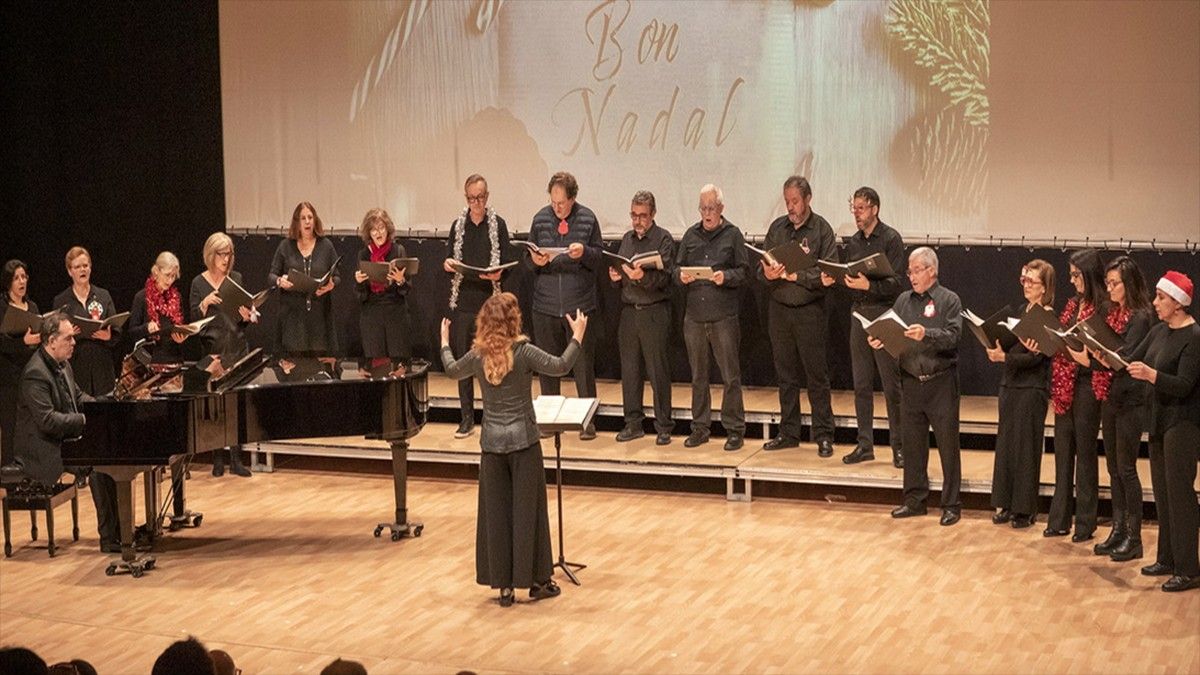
[900,369,961,510]
[451,308,479,423]
[476,443,554,589]
[359,296,411,361]
[531,311,597,398]
[683,315,745,435]
[1150,422,1200,577]
[89,470,119,546]
[768,301,834,442]
[991,386,1049,515]
[618,302,674,434]
[1047,376,1101,535]
[1101,401,1147,532]
[849,310,903,454]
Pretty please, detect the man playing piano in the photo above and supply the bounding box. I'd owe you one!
[13,311,120,552]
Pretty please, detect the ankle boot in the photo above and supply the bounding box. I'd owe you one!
[211,449,225,477]
[1093,511,1126,556]
[229,448,253,478]
[1111,513,1142,561]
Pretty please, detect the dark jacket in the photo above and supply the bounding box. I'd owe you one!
[14,348,91,484]
[0,300,40,388]
[1128,321,1200,438]
[612,223,676,306]
[675,218,749,322]
[441,339,580,453]
[757,211,837,307]
[891,282,962,378]
[52,285,118,396]
[525,202,604,317]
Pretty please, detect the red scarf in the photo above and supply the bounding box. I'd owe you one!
[1093,303,1132,401]
[368,242,390,294]
[1050,298,1130,413]
[144,276,183,337]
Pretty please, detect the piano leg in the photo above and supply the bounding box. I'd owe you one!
[98,466,156,578]
[374,440,423,541]
[167,456,203,531]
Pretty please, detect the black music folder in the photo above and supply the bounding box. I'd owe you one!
[70,312,130,338]
[447,260,519,278]
[512,240,569,258]
[169,316,215,337]
[0,306,54,335]
[217,276,270,318]
[1079,330,1129,370]
[1001,304,1066,354]
[962,306,1016,350]
[745,241,816,275]
[603,250,665,271]
[818,253,895,283]
[288,255,343,294]
[1078,314,1122,352]
[853,309,918,359]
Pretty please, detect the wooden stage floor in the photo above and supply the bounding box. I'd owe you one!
[1,469,1197,674]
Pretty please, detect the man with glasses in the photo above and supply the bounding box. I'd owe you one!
[823,186,907,467]
[869,247,964,526]
[758,176,838,457]
[443,174,512,439]
[526,172,604,440]
[676,184,749,451]
[13,312,120,551]
[609,190,676,445]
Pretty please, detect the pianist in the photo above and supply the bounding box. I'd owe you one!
[14,311,120,552]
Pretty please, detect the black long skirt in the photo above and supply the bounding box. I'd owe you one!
[991,386,1049,515]
[476,442,553,589]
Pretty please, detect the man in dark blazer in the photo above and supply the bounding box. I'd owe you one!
[14,311,118,552]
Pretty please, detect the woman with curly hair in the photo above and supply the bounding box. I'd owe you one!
[440,292,587,607]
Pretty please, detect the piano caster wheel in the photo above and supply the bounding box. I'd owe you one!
[192,515,202,528]
[168,521,181,532]
[390,531,402,542]
[131,567,144,579]
[374,525,384,538]
[144,559,156,570]
[412,525,423,537]
[105,564,116,577]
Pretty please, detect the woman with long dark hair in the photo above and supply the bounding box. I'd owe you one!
[987,260,1054,529]
[1045,249,1107,541]
[439,292,587,607]
[0,260,41,466]
[269,202,340,357]
[1089,256,1152,561]
[1127,271,1200,592]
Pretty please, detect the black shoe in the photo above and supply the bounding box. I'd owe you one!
[817,440,834,458]
[892,451,904,469]
[891,504,927,519]
[655,432,671,446]
[1011,513,1035,529]
[231,464,252,478]
[1071,531,1094,543]
[616,426,645,442]
[100,541,122,554]
[1093,527,1125,556]
[992,509,1012,525]
[1042,527,1070,537]
[579,424,596,441]
[1110,537,1143,562]
[724,434,744,452]
[684,431,709,448]
[1142,562,1174,576]
[1162,575,1200,593]
[454,420,475,439]
[211,462,225,477]
[842,446,875,464]
[530,580,561,600]
[762,436,799,451]
[940,510,961,526]
[498,587,514,607]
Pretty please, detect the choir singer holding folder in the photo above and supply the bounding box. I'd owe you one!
[269,202,340,356]
[869,246,963,526]
[353,208,411,375]
[439,292,586,607]
[53,247,119,397]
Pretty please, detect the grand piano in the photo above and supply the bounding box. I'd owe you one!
[62,350,429,577]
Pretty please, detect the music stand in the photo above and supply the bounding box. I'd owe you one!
[534,395,599,586]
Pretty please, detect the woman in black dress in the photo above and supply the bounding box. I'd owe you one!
[269,202,339,357]
[440,293,587,607]
[127,251,192,363]
[189,233,258,477]
[1088,256,1152,562]
[1127,271,1200,592]
[0,260,41,465]
[352,208,411,376]
[52,246,118,396]
[986,259,1053,529]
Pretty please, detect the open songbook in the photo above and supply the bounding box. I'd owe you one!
[0,306,57,335]
[962,306,1017,350]
[70,312,130,338]
[745,241,816,275]
[603,250,664,271]
[288,255,343,294]
[217,276,270,318]
[169,315,215,337]
[853,309,917,359]
[447,260,519,277]
[358,258,420,284]
[1077,314,1123,352]
[679,266,716,281]
[999,304,1063,353]
[512,240,569,258]
[533,395,599,433]
[1079,330,1129,370]
[817,253,895,283]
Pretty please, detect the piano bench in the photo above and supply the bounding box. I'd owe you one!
[2,482,80,558]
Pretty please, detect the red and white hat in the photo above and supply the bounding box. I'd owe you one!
[1157,271,1193,306]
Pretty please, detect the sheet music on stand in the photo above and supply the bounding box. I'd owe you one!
[534,396,599,433]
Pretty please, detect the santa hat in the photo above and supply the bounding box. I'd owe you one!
[1157,271,1193,306]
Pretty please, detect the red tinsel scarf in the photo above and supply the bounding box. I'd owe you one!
[1050,299,1130,414]
[144,276,183,336]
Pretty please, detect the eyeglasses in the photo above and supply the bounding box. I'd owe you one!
[215,250,233,259]
[629,212,652,221]
[1069,270,1082,280]
[1105,279,1124,289]
[698,205,720,214]
[907,265,931,277]
[1019,275,1042,286]
[465,193,488,204]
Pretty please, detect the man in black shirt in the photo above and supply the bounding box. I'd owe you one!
[443,174,512,438]
[676,184,749,451]
[759,176,837,457]
[823,187,906,468]
[870,247,963,526]
[526,172,603,439]
[609,191,676,445]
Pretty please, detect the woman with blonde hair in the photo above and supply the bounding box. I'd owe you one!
[440,292,587,607]
[52,246,119,396]
[127,251,191,362]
